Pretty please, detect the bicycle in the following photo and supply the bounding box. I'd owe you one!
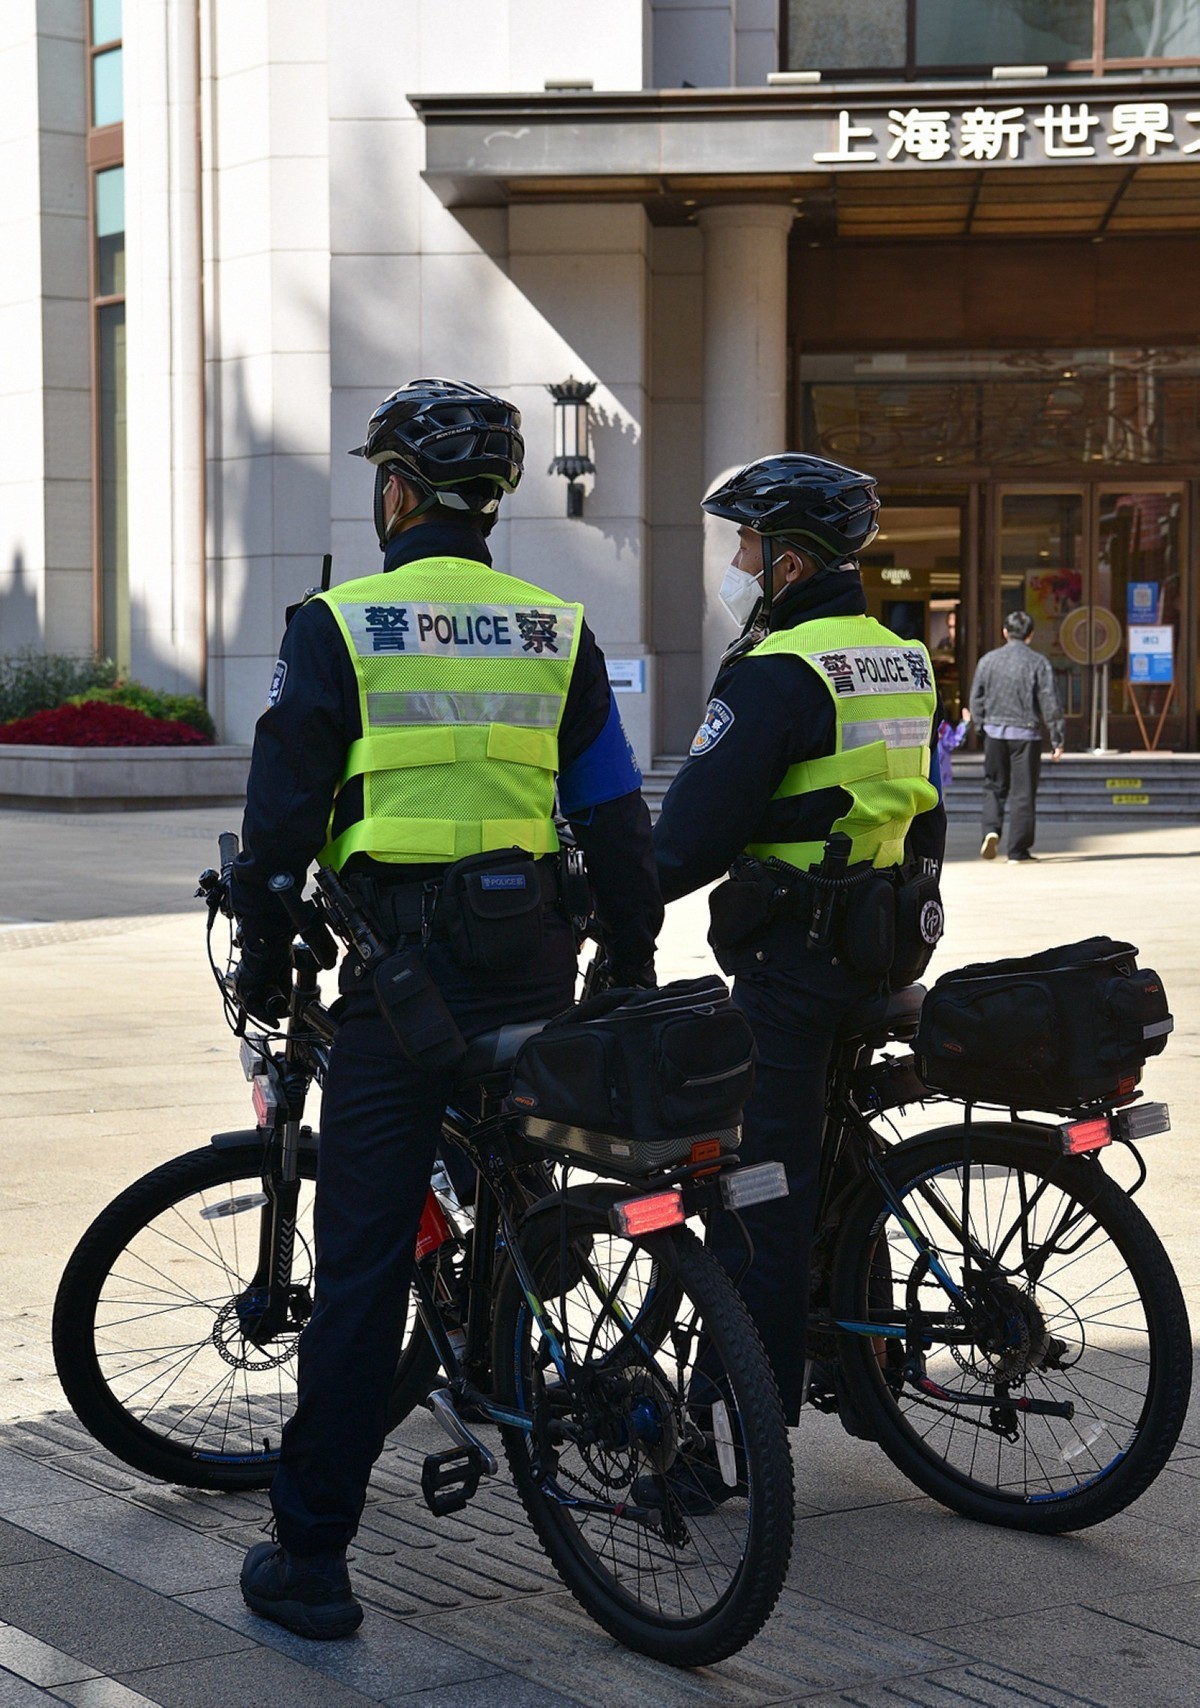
[52,837,795,1667]
[800,982,1191,1533]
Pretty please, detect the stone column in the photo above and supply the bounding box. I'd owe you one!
[698,203,793,694]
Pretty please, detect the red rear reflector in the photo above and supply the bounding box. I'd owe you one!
[611,1190,686,1237]
[414,1189,452,1261]
[1060,1117,1112,1155]
[251,1077,279,1128]
[1117,1074,1138,1097]
[690,1139,723,1163]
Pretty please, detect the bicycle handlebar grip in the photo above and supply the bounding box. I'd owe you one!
[268,873,339,970]
[218,831,240,871]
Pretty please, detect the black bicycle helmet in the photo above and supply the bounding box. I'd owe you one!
[350,379,524,544]
[702,453,880,569]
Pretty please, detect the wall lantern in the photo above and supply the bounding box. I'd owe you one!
[548,377,596,518]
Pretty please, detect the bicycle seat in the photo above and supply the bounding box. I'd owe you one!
[836,983,926,1044]
[458,1018,553,1079]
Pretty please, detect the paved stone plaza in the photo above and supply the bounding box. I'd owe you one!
[1,806,1198,1706]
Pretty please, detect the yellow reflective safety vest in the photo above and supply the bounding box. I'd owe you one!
[316,559,583,869]
[745,614,939,872]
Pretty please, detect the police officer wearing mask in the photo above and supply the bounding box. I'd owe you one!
[232,379,662,1639]
[654,455,946,1427]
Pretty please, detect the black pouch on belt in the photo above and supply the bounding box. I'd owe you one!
[890,863,945,987]
[841,874,896,980]
[441,848,544,972]
[373,947,467,1071]
[707,860,784,952]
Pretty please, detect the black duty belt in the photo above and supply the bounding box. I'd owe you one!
[345,859,560,943]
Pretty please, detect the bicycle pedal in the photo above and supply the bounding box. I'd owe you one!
[421,1445,484,1517]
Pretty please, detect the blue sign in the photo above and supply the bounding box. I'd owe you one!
[1127,582,1159,624]
[1130,652,1173,684]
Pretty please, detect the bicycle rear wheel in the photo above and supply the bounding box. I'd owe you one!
[831,1125,1191,1532]
[491,1202,794,1667]
[52,1144,437,1490]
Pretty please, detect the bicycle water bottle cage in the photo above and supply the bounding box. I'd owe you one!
[421,1444,485,1516]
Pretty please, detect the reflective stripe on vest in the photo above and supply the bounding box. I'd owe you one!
[745,615,939,872]
[317,558,583,869]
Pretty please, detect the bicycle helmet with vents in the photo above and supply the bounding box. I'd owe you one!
[703,454,880,569]
[350,379,524,545]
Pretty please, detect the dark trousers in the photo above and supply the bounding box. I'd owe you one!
[707,952,878,1425]
[982,736,1042,859]
[270,918,576,1555]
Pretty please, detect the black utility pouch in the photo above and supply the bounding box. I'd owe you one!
[373,947,467,1071]
[842,874,896,980]
[891,864,945,987]
[707,860,783,952]
[442,849,544,972]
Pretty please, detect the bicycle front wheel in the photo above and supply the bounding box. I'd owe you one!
[831,1125,1191,1532]
[52,1144,436,1490]
[491,1203,794,1667]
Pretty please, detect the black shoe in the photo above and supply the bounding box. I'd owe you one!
[240,1542,363,1640]
[633,1454,747,1517]
[1008,851,1039,863]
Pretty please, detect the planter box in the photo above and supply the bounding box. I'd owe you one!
[0,744,252,811]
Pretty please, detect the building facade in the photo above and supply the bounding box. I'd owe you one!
[4,1,1200,760]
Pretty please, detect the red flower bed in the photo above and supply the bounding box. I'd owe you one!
[0,701,211,747]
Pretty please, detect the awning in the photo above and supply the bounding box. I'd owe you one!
[411,76,1200,240]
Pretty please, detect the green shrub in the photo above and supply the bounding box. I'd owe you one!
[66,682,218,741]
[0,650,119,723]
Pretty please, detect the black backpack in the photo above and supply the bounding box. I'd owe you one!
[915,937,1172,1112]
[506,976,756,1175]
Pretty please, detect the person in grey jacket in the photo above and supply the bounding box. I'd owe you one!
[968,610,1065,863]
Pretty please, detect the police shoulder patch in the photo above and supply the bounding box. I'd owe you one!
[690,698,735,757]
[267,659,288,708]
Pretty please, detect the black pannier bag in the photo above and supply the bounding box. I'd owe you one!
[505,976,756,1175]
[915,936,1172,1111]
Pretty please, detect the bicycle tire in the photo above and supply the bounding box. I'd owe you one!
[831,1124,1191,1533]
[491,1203,793,1667]
[53,1144,437,1491]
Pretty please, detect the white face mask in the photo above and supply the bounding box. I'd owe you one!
[719,565,763,628]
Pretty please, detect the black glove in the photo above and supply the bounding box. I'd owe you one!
[233,938,292,1022]
[611,960,657,990]
[585,955,656,996]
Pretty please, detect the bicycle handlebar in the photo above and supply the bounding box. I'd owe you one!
[268,872,340,970]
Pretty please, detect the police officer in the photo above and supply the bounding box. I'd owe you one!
[654,455,946,1427]
[232,379,662,1639]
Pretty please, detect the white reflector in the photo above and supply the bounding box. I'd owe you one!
[720,1162,789,1210]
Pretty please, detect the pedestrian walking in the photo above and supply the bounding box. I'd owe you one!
[968,610,1065,863]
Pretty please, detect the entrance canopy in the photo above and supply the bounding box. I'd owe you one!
[412,75,1200,238]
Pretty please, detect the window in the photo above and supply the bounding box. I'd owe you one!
[915,1,1094,71]
[88,1,126,664]
[782,0,1200,77]
[1106,0,1200,61]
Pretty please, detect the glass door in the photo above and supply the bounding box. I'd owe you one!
[1095,485,1185,751]
[994,484,1188,749]
[859,497,968,715]
[996,488,1086,734]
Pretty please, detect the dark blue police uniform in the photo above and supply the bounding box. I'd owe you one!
[232,521,663,1553]
[654,570,946,1423]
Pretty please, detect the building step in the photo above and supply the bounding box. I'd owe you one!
[642,753,1200,819]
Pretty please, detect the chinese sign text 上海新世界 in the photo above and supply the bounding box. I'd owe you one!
[811,100,1199,166]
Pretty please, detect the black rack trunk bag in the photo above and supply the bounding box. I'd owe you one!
[915,936,1172,1110]
[505,976,756,1175]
